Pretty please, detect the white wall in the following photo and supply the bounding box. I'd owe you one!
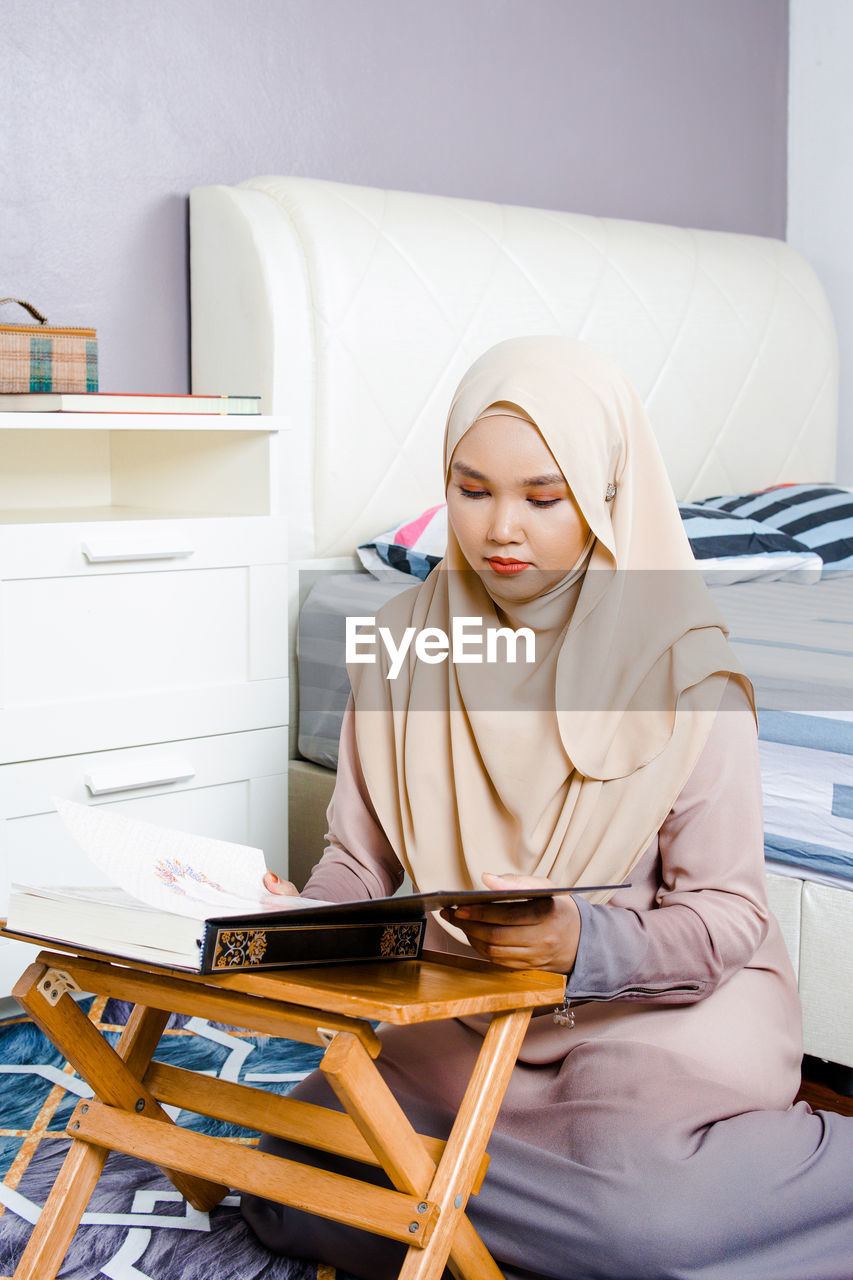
[788,0,853,480]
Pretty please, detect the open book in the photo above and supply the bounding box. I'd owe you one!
[3,800,622,973]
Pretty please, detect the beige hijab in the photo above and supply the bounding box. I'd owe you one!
[349,337,753,902]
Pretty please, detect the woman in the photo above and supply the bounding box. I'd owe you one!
[243,337,852,1279]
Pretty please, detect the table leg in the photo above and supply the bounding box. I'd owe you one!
[11,969,175,1280]
[14,961,228,1212]
[320,1008,531,1280]
[397,1007,532,1280]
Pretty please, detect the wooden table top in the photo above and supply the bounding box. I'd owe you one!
[1,927,566,1025]
[188,950,567,1023]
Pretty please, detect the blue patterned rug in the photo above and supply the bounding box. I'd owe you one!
[0,995,354,1279]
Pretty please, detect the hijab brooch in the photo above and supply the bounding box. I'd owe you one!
[605,482,617,502]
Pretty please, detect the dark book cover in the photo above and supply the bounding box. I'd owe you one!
[203,914,427,971]
[199,884,621,973]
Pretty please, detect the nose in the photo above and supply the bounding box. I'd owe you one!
[488,499,524,545]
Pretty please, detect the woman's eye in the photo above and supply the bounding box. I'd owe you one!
[528,497,561,508]
[459,487,488,500]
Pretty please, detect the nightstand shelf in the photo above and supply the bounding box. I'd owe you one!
[0,412,278,521]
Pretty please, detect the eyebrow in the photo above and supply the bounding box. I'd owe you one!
[451,461,566,487]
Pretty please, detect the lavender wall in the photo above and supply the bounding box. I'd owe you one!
[1,0,788,395]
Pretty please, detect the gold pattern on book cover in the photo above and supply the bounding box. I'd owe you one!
[380,923,422,958]
[212,929,268,969]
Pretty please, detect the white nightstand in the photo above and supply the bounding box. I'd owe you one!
[0,412,289,996]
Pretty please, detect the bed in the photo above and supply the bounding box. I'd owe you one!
[188,174,853,1078]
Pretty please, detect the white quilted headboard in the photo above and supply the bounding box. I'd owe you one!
[189,176,838,562]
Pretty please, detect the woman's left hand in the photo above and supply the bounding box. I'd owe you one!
[441,871,581,972]
[263,870,300,896]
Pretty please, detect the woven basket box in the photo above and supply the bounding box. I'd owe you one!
[0,299,98,394]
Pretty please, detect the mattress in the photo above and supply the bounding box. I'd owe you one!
[296,573,412,769]
[297,571,853,885]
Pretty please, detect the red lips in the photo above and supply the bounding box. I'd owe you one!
[487,557,531,575]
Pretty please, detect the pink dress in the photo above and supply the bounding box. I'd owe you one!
[242,680,853,1280]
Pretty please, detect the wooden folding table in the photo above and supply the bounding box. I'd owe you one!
[3,941,565,1280]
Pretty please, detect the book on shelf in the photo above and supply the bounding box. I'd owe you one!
[0,391,261,415]
[1,800,622,974]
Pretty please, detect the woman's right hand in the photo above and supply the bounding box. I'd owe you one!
[441,871,582,972]
[263,870,300,896]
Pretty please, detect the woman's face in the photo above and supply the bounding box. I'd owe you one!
[447,413,590,600]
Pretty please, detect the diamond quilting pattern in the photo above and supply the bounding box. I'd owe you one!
[243,178,837,558]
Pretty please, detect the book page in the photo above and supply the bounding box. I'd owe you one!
[53,799,324,918]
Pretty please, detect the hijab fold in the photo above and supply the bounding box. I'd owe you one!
[349,338,752,904]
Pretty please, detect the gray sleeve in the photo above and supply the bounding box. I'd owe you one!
[566,895,707,1002]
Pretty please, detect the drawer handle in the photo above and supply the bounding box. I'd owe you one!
[81,541,195,564]
[83,757,196,796]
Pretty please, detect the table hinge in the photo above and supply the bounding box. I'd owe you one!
[38,968,82,1005]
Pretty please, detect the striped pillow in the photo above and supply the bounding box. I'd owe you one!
[679,505,823,583]
[358,501,822,583]
[357,504,447,580]
[692,485,853,570]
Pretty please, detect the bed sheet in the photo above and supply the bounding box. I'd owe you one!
[709,575,853,883]
[758,714,853,883]
[708,574,853,713]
